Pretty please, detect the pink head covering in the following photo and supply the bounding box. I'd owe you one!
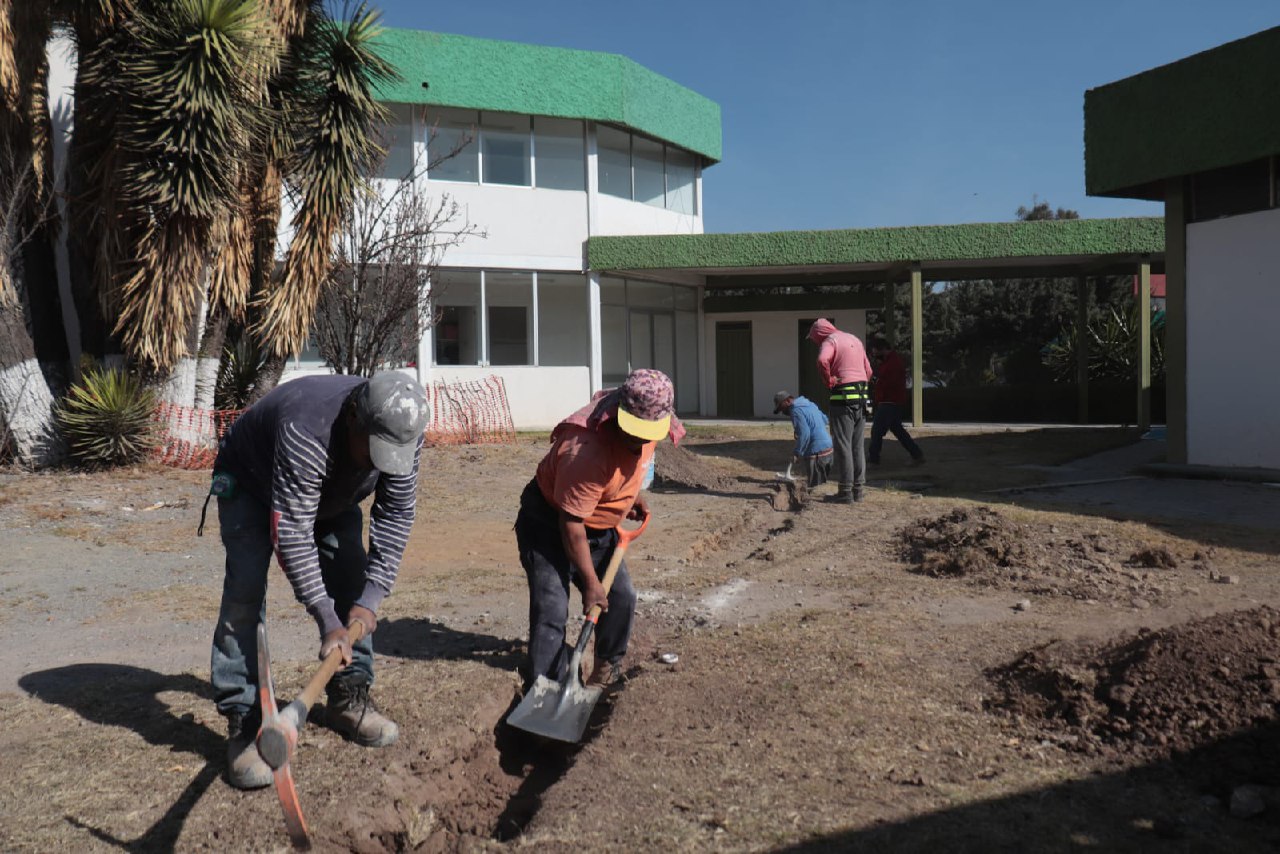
[808,318,837,344]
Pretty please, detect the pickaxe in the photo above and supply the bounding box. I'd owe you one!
[255,620,365,850]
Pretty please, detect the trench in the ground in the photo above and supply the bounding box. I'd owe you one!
[350,506,800,851]
[351,679,625,852]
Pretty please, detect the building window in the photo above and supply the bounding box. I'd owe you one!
[595,125,699,213]
[485,271,533,364]
[633,136,665,207]
[666,147,697,215]
[379,104,416,180]
[426,107,478,183]
[597,126,632,199]
[432,271,481,364]
[537,273,588,365]
[481,112,531,187]
[534,117,585,191]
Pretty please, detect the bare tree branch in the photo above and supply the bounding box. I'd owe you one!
[313,150,484,376]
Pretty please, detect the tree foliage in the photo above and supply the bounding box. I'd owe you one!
[871,198,1153,388]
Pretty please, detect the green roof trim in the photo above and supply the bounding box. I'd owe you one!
[588,218,1165,271]
[370,27,722,162]
[1085,27,1280,200]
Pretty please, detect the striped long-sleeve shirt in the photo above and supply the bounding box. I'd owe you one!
[215,375,421,636]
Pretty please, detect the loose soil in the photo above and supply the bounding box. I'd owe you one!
[3,426,1280,852]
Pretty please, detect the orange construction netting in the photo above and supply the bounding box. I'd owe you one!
[151,403,242,470]
[425,375,516,446]
[152,375,515,469]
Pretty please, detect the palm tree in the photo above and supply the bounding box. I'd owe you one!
[0,0,398,464]
[248,1,394,400]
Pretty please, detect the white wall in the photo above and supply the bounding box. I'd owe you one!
[279,364,590,430]
[595,193,703,237]
[426,365,591,430]
[1186,208,1280,469]
[702,310,867,418]
[417,181,588,269]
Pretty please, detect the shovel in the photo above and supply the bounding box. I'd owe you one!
[507,513,650,743]
[255,618,367,850]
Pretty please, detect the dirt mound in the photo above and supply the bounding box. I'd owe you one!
[898,506,1187,605]
[899,506,1026,577]
[1127,546,1178,568]
[988,607,1280,764]
[653,444,736,491]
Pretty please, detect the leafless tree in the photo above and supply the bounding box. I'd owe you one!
[312,149,484,376]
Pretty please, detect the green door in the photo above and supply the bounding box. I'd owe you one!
[716,322,754,418]
[798,318,827,406]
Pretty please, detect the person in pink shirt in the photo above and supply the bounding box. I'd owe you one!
[808,318,873,502]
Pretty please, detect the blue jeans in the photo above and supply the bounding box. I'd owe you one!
[211,491,375,719]
[514,481,636,687]
[868,402,923,463]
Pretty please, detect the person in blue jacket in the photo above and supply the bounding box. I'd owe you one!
[773,390,833,487]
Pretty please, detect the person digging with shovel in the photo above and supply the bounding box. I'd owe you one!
[514,369,683,696]
[203,372,428,790]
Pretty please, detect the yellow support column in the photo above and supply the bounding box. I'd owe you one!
[911,265,923,429]
[1137,261,1151,430]
[1076,276,1089,424]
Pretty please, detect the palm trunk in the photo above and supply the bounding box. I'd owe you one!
[0,300,63,466]
[195,303,229,410]
[246,350,285,404]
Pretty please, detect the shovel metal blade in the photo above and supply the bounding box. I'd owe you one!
[506,655,603,743]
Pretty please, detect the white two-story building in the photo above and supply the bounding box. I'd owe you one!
[289,27,721,426]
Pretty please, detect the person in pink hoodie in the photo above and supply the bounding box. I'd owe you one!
[808,318,873,502]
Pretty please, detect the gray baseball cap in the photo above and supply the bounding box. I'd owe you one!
[355,372,429,475]
[773,390,793,414]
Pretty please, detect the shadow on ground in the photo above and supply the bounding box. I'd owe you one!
[19,665,220,852]
[777,720,1280,852]
[378,617,525,671]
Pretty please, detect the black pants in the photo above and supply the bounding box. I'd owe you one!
[514,481,636,686]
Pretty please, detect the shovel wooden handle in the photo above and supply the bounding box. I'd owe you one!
[296,620,367,712]
[584,513,650,623]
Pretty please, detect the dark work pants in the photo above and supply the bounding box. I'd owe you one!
[514,481,636,686]
[211,492,374,720]
[868,402,923,463]
[828,401,866,496]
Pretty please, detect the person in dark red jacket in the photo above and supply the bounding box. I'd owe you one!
[868,337,924,466]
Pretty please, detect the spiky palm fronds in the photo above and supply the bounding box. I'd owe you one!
[108,0,273,371]
[255,2,395,358]
[214,334,266,409]
[56,364,158,468]
[0,1,17,110]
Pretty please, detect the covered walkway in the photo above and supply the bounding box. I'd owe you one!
[588,217,1165,426]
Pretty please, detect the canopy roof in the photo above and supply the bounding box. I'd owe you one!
[1085,27,1280,200]
[371,27,722,163]
[588,218,1165,287]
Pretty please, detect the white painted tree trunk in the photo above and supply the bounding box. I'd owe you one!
[0,305,65,467]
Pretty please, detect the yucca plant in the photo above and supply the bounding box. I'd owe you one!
[213,334,266,410]
[57,366,158,468]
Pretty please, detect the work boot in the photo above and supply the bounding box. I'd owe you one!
[226,711,272,790]
[586,659,626,689]
[324,675,399,747]
[823,487,855,504]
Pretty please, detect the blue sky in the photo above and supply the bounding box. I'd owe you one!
[371,0,1276,234]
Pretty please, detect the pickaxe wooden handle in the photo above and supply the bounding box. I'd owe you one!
[256,620,366,850]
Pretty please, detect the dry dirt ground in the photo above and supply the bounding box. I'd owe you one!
[3,424,1280,852]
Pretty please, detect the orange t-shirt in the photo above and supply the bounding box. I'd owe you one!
[535,424,655,530]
